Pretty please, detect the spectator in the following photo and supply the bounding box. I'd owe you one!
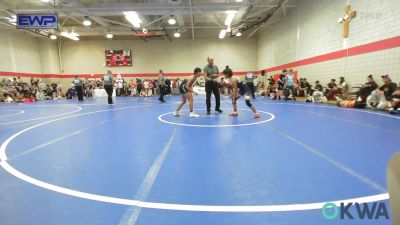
[116,74,124,96]
[325,79,337,100]
[313,80,323,92]
[136,78,142,96]
[148,80,154,96]
[274,70,286,100]
[285,69,296,100]
[3,93,14,103]
[165,78,171,95]
[143,79,150,96]
[298,78,311,97]
[388,82,400,114]
[356,75,378,102]
[51,82,58,99]
[306,81,325,103]
[35,89,45,101]
[268,75,275,91]
[336,76,349,99]
[129,79,137,96]
[366,75,397,110]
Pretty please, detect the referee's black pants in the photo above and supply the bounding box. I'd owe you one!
[76,86,84,101]
[159,85,165,101]
[205,81,221,112]
[247,82,256,99]
[104,85,113,104]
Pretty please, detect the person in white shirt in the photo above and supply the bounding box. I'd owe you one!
[143,80,149,96]
[337,76,349,98]
[116,74,124,96]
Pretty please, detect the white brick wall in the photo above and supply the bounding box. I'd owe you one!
[257,0,400,86]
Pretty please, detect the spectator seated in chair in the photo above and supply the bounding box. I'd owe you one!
[335,77,349,100]
[298,78,311,98]
[388,83,400,114]
[355,74,378,102]
[325,79,338,100]
[366,75,397,110]
[306,81,326,103]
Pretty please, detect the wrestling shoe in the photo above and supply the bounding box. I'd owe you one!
[389,108,400,114]
[189,112,200,118]
[229,112,239,117]
[216,109,223,113]
[174,111,183,116]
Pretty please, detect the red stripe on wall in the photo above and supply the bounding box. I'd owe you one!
[0,36,399,79]
[264,36,400,73]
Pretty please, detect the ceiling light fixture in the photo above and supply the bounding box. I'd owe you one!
[124,11,142,28]
[174,32,181,38]
[235,32,242,37]
[219,29,227,39]
[83,17,92,26]
[61,31,79,41]
[168,16,177,25]
[8,15,16,25]
[224,10,237,26]
[106,33,113,39]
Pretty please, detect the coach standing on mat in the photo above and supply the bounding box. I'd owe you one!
[73,75,84,101]
[204,57,222,115]
[103,70,114,104]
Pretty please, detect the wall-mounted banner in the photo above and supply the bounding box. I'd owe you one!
[17,14,58,29]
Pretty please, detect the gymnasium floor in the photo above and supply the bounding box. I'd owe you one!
[0,96,398,225]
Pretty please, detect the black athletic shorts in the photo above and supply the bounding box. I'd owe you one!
[179,83,188,94]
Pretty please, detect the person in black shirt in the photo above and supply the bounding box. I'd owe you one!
[315,80,323,92]
[389,82,400,114]
[267,75,274,95]
[72,75,84,101]
[366,75,397,110]
[165,78,171,95]
[326,79,337,100]
[356,75,378,102]
[298,78,311,97]
[309,81,326,103]
[273,70,286,100]
[379,75,397,98]
[203,57,222,114]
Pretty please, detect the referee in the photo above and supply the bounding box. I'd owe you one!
[204,57,222,115]
[72,75,84,101]
[245,71,256,99]
[103,70,114,104]
[158,70,166,102]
